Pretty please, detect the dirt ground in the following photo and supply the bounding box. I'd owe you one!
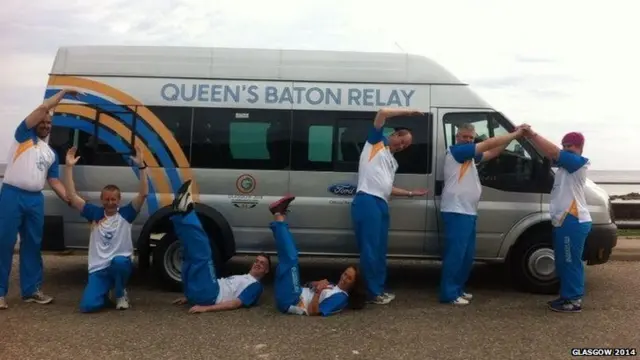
[1,254,639,360]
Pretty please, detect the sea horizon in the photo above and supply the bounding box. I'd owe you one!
[0,164,637,196]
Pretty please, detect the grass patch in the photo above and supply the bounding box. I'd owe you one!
[618,228,640,237]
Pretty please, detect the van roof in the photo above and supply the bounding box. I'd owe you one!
[50,46,466,85]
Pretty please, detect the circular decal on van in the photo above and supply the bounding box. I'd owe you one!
[236,174,256,194]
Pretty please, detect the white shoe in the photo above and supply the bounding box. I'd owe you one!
[451,296,470,305]
[173,179,194,213]
[461,292,473,301]
[116,290,130,310]
[23,290,54,305]
[368,295,393,305]
[0,297,7,310]
[383,292,396,301]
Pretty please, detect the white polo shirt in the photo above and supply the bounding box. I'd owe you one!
[81,203,138,273]
[3,120,59,192]
[215,274,263,307]
[356,126,398,202]
[440,143,484,216]
[287,284,349,317]
[549,150,592,227]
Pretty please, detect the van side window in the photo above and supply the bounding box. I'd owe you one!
[292,110,432,174]
[49,112,131,167]
[191,108,291,170]
[442,112,538,192]
[148,106,194,167]
[308,125,334,162]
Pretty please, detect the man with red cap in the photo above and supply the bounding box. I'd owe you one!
[523,127,592,313]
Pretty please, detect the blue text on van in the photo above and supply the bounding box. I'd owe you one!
[160,83,416,107]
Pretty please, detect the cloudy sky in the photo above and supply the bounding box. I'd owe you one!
[2,0,638,170]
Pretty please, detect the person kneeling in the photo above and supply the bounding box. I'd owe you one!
[64,146,148,312]
[269,195,366,317]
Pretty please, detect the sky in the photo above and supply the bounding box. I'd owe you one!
[1,0,638,170]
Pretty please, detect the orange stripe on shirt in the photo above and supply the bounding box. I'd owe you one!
[13,139,35,163]
[368,142,385,162]
[558,199,579,226]
[458,160,472,182]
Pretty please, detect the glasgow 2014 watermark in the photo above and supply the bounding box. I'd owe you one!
[571,348,637,357]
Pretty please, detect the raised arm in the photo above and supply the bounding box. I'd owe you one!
[475,127,525,155]
[23,89,80,129]
[373,107,423,129]
[480,124,529,162]
[523,128,561,161]
[63,147,86,212]
[129,145,149,212]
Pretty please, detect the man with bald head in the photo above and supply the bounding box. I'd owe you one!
[351,108,429,305]
[0,89,79,310]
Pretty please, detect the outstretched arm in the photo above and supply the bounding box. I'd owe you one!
[524,128,561,161]
[391,187,428,197]
[48,178,68,203]
[475,128,524,155]
[129,145,148,212]
[63,147,86,212]
[188,299,243,314]
[373,108,423,129]
[450,127,525,164]
[480,124,530,162]
[23,89,80,129]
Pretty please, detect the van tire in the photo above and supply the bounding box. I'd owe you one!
[508,232,560,295]
[152,231,224,293]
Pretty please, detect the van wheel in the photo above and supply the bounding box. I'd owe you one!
[509,232,560,294]
[152,232,183,292]
[151,231,225,293]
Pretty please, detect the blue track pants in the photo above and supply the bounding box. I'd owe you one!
[0,184,45,297]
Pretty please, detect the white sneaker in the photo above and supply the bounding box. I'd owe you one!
[368,295,393,305]
[0,297,7,310]
[383,292,396,301]
[461,292,473,301]
[451,296,470,305]
[23,290,54,305]
[115,290,130,310]
[173,179,194,213]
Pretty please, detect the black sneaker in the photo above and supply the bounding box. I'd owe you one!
[548,299,582,313]
[173,179,194,213]
[269,195,295,215]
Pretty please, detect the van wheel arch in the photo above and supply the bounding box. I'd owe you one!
[507,222,560,295]
[137,203,236,291]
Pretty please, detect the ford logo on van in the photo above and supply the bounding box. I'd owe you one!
[328,183,357,196]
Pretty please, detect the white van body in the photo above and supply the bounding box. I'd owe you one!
[36,46,617,294]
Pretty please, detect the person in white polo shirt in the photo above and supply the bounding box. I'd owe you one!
[0,89,79,310]
[439,123,527,305]
[522,128,592,313]
[267,195,366,317]
[170,179,269,314]
[63,145,148,312]
[351,107,428,305]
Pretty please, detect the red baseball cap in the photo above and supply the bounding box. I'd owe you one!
[561,132,585,147]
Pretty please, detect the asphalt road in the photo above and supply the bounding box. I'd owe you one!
[1,254,639,360]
